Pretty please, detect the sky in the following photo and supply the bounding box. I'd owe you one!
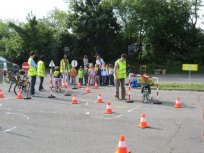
[0,0,69,21]
[0,0,203,28]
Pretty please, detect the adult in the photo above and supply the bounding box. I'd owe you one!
[37,55,46,91]
[95,55,105,67]
[60,54,70,83]
[114,54,127,100]
[28,51,38,97]
[83,55,89,66]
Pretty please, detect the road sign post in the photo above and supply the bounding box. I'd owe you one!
[22,62,31,99]
[71,60,78,89]
[48,60,56,98]
[182,64,198,86]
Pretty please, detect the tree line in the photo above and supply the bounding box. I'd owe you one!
[0,0,204,68]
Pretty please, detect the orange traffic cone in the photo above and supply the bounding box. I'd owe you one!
[94,82,98,89]
[105,102,112,114]
[86,84,91,93]
[97,93,103,103]
[0,89,4,98]
[62,82,67,88]
[174,97,182,108]
[16,88,23,99]
[138,113,149,128]
[71,94,78,104]
[115,135,129,153]
[77,82,81,89]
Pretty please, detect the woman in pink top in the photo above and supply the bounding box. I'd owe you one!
[88,64,95,85]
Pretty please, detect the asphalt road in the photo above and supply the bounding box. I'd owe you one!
[0,75,204,153]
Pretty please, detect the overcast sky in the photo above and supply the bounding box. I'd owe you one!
[0,0,68,21]
[0,0,203,28]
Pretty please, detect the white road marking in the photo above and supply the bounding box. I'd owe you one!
[127,105,141,113]
[2,126,16,133]
[89,115,123,120]
[5,112,30,120]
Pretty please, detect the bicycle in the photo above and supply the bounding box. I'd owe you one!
[6,70,30,96]
[142,85,150,103]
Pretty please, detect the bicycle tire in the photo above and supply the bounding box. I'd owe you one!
[14,82,30,95]
[14,84,22,95]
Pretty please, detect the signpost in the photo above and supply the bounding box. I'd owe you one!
[22,62,31,99]
[182,64,198,86]
[71,60,78,89]
[48,60,56,98]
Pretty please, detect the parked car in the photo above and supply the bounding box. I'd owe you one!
[0,56,20,74]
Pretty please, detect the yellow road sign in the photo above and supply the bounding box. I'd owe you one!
[182,64,198,71]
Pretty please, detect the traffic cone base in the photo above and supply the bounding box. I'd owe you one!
[138,113,149,128]
[105,102,112,114]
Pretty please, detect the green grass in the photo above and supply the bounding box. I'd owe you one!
[158,83,204,90]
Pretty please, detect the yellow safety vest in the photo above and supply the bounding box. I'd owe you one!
[37,60,45,77]
[60,59,70,73]
[115,59,126,79]
[28,57,37,76]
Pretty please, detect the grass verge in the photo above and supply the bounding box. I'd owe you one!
[158,83,204,90]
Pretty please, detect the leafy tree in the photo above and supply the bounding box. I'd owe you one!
[68,0,120,61]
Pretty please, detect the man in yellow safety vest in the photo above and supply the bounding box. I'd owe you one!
[37,55,46,92]
[28,51,38,97]
[60,54,70,83]
[114,54,127,100]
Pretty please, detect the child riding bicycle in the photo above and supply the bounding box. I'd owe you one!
[140,74,154,94]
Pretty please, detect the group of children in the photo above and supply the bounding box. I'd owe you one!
[53,64,115,86]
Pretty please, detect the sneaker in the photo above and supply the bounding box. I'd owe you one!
[115,95,120,99]
[31,94,39,97]
[121,98,127,100]
[39,89,46,92]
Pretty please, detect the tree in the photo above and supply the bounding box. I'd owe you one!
[68,0,120,61]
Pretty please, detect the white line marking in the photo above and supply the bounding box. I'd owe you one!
[85,112,90,115]
[5,112,30,120]
[89,115,123,120]
[2,126,16,133]
[127,105,141,113]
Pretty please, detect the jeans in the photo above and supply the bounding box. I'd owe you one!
[39,76,44,91]
[30,75,36,95]
[115,78,125,99]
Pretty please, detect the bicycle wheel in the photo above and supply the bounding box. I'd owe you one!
[14,83,22,95]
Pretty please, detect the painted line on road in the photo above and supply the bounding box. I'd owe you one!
[127,105,141,113]
[5,112,30,120]
[2,126,16,133]
[88,114,123,120]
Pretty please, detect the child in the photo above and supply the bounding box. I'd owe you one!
[95,64,101,85]
[88,64,95,85]
[101,65,108,85]
[78,66,84,84]
[140,74,153,94]
[105,64,109,85]
[70,67,77,84]
[109,64,114,86]
[54,66,63,87]
[83,65,89,85]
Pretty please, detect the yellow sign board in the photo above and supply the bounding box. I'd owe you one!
[182,64,198,71]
